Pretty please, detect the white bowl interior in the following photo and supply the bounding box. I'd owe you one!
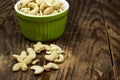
[14,0,69,17]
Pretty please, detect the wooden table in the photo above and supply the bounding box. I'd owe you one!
[0,0,120,80]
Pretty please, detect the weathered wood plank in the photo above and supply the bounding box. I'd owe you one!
[0,0,116,80]
[76,0,114,79]
[100,0,120,79]
[0,0,13,26]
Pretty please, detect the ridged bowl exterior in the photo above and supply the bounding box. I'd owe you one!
[17,15,67,42]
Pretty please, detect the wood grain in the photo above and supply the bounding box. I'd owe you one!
[0,0,13,26]
[0,0,119,80]
[100,0,120,79]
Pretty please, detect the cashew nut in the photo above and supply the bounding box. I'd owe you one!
[50,44,63,52]
[12,63,28,71]
[33,42,50,53]
[12,51,27,60]
[51,10,58,14]
[13,55,32,65]
[54,54,64,63]
[36,0,44,5]
[46,50,52,54]
[39,10,43,16]
[45,0,53,6]
[20,51,27,59]
[40,2,48,11]
[48,44,64,54]
[12,48,36,72]
[32,59,40,65]
[43,7,54,15]
[46,0,56,5]
[58,6,64,12]
[12,48,36,66]
[20,0,32,7]
[27,48,36,59]
[33,42,42,53]
[44,62,59,71]
[20,8,30,14]
[12,55,23,63]
[23,56,33,64]
[31,65,44,74]
[17,3,22,10]
[28,2,39,15]
[44,44,65,61]
[53,0,63,9]
[44,52,59,61]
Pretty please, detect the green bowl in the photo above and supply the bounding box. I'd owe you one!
[14,0,69,42]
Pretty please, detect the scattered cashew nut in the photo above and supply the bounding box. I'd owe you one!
[32,59,40,65]
[12,63,28,71]
[12,42,65,74]
[31,65,44,74]
[44,44,64,62]
[33,42,50,53]
[54,54,64,63]
[23,56,33,64]
[13,48,36,62]
[44,62,59,71]
[12,51,27,60]
[20,51,27,59]
[12,55,24,63]
[44,52,59,61]
[12,48,36,71]
[27,48,36,59]
[50,44,64,53]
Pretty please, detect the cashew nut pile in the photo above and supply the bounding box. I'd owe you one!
[12,42,65,75]
[18,0,64,16]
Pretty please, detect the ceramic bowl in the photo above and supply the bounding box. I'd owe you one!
[14,0,69,42]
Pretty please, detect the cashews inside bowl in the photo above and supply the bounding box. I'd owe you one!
[20,0,32,7]
[36,0,44,5]
[20,8,30,14]
[40,2,48,11]
[16,0,66,16]
[28,2,39,15]
[43,7,54,15]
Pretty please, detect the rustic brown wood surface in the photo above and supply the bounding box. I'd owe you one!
[0,0,120,80]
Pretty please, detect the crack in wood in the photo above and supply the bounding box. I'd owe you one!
[99,0,118,80]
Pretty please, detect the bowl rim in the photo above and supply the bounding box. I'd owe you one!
[14,0,69,18]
